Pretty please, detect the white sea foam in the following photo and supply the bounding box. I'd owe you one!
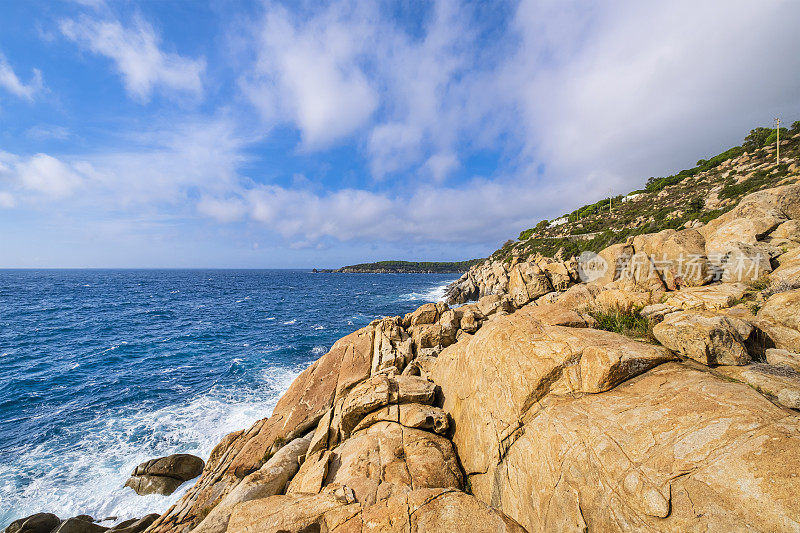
[398,280,455,303]
[0,365,304,526]
[282,319,297,325]
[311,345,327,356]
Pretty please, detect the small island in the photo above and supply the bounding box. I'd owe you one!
[314,259,483,274]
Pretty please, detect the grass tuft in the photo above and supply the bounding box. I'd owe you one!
[588,306,657,343]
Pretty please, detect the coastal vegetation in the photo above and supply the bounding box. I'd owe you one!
[491,123,800,264]
[319,259,482,273]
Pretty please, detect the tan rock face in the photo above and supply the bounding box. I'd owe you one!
[664,282,746,310]
[652,311,752,366]
[288,421,462,508]
[516,302,595,328]
[758,289,800,333]
[338,375,436,439]
[767,348,800,372]
[703,187,789,255]
[410,302,439,326]
[431,307,673,480]
[507,262,553,307]
[483,363,800,532]
[718,241,775,282]
[226,489,526,533]
[192,436,310,533]
[771,219,800,241]
[716,363,800,409]
[655,228,711,289]
[594,288,659,312]
[592,243,634,285]
[351,403,449,435]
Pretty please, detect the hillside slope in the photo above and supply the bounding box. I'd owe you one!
[491,122,800,264]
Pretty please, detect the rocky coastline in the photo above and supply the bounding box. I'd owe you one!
[9,180,800,531]
[314,260,481,274]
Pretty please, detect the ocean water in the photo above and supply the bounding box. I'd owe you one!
[0,270,455,525]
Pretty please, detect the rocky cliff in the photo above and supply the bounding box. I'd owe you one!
[128,179,800,531]
[10,149,800,532]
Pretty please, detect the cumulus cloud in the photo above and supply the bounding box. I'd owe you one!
[241,3,378,148]
[0,152,86,198]
[0,53,43,100]
[60,14,205,102]
[509,0,800,189]
[8,0,800,261]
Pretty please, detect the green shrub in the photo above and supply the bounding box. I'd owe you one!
[764,128,789,145]
[588,307,657,343]
[743,127,773,150]
[688,197,704,213]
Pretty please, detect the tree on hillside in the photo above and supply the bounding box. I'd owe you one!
[792,121,800,134]
[743,127,772,151]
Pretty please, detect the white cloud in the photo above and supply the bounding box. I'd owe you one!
[508,0,800,189]
[242,3,378,148]
[6,0,800,262]
[243,1,490,176]
[16,154,85,197]
[424,152,459,183]
[0,54,43,100]
[60,14,205,102]
[196,196,247,223]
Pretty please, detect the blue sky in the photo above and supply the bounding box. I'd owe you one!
[1,0,799,268]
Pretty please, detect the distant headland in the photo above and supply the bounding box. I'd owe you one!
[313,259,483,273]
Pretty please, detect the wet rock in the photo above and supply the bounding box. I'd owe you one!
[52,519,107,533]
[107,515,158,533]
[4,514,61,533]
[125,453,204,496]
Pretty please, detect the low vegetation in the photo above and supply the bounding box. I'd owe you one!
[490,122,800,264]
[323,259,483,273]
[588,306,657,344]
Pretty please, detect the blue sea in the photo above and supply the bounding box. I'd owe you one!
[0,270,455,525]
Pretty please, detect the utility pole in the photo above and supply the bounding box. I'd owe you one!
[609,188,612,213]
[776,118,781,164]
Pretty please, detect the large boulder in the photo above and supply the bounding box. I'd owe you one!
[652,311,753,366]
[507,262,553,307]
[767,348,800,372]
[226,489,526,533]
[758,289,800,332]
[591,243,634,285]
[702,187,790,255]
[124,454,204,496]
[288,421,463,507]
[52,519,107,533]
[107,515,158,533]
[337,375,436,439]
[3,514,61,533]
[664,282,747,310]
[654,228,711,289]
[431,307,674,489]
[437,350,800,532]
